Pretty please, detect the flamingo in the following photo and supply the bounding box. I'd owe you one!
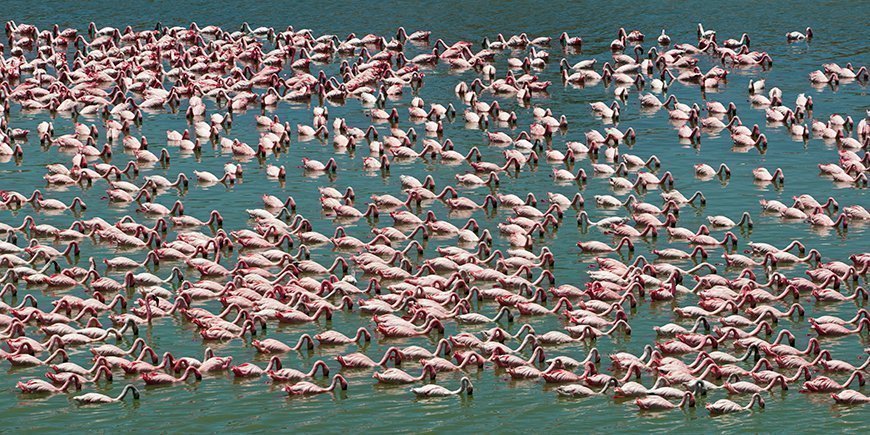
[753,168,785,183]
[614,378,668,398]
[707,212,753,229]
[811,319,870,337]
[301,158,338,172]
[6,349,68,367]
[411,377,473,397]
[268,360,330,382]
[555,378,619,397]
[373,366,438,384]
[801,371,865,393]
[72,385,140,404]
[17,377,81,394]
[283,374,348,395]
[635,392,695,411]
[577,237,634,253]
[337,348,401,368]
[231,356,283,378]
[787,28,813,41]
[831,390,870,404]
[142,366,202,385]
[315,327,372,346]
[723,376,787,395]
[45,366,114,385]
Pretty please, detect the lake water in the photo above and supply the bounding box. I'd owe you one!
[0,1,868,432]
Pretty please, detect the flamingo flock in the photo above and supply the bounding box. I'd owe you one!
[0,19,868,421]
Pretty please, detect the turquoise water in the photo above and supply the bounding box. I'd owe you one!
[0,1,868,432]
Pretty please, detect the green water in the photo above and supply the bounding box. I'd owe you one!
[0,1,868,432]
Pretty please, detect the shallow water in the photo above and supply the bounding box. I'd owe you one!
[1,1,869,433]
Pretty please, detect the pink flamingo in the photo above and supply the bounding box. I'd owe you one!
[73,385,140,404]
[142,366,202,385]
[555,378,619,397]
[231,356,283,378]
[635,392,695,411]
[411,377,473,397]
[17,377,81,394]
[831,390,870,404]
[706,393,765,414]
[268,360,330,382]
[283,374,348,395]
[801,371,866,393]
[337,347,401,368]
[373,365,438,384]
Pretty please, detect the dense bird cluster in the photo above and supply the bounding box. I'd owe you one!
[0,19,868,412]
